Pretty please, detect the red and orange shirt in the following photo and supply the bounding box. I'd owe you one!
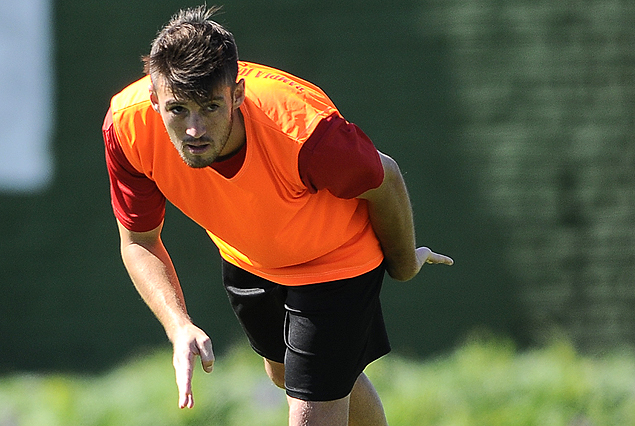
[104,61,384,285]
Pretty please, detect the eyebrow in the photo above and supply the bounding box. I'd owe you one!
[164,95,225,107]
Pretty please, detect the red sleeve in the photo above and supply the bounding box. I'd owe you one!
[103,108,166,232]
[298,114,384,199]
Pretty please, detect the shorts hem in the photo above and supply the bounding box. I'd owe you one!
[284,348,391,402]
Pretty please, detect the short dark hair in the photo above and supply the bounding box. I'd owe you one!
[143,5,239,103]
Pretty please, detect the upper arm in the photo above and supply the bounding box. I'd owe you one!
[117,219,163,249]
[357,152,401,202]
[298,114,384,199]
[103,108,166,232]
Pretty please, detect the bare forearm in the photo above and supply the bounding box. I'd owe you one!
[119,226,192,341]
[367,205,419,281]
[362,153,420,281]
[116,221,215,409]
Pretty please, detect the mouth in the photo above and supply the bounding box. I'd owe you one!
[184,143,212,155]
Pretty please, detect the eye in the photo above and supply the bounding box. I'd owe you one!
[205,104,220,113]
[167,105,187,115]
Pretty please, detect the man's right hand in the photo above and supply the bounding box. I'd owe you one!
[171,324,215,409]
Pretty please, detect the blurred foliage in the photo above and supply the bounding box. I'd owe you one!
[2,336,635,426]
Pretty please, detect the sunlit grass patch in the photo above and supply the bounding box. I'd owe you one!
[1,337,635,425]
[367,336,635,426]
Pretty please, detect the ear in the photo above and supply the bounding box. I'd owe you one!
[148,84,160,112]
[232,79,246,109]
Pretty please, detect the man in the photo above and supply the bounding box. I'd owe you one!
[103,5,453,425]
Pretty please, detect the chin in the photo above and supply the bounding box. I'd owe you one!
[186,159,215,169]
[180,154,215,169]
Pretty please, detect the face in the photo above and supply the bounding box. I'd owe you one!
[150,75,245,168]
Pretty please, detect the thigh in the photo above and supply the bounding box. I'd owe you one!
[222,260,287,363]
[283,264,390,402]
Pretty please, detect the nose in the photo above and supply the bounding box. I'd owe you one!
[185,113,207,139]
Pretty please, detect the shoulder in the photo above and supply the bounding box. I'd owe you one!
[298,114,384,198]
[109,76,161,141]
[111,75,153,117]
[239,62,338,141]
[108,75,166,171]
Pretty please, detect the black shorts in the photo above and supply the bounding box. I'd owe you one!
[222,260,391,401]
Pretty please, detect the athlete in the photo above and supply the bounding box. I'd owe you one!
[103,6,453,426]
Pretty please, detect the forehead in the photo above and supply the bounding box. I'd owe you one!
[151,73,230,103]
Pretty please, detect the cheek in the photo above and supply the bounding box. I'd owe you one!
[160,121,184,145]
[160,115,184,136]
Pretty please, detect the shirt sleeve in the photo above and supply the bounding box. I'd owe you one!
[298,114,384,199]
[102,108,166,232]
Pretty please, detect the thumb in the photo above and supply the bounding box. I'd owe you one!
[198,336,215,373]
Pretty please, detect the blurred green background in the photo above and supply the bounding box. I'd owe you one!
[1,0,634,375]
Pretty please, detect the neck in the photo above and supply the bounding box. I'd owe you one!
[220,108,246,158]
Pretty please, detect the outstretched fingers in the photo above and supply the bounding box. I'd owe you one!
[174,348,195,408]
[172,328,215,409]
[417,246,454,266]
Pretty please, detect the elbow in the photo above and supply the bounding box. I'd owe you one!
[386,260,420,282]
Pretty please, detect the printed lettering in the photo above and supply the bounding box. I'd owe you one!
[246,68,305,92]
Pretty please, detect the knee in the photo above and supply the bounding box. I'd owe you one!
[264,358,285,389]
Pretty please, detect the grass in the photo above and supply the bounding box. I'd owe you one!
[1,336,634,426]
